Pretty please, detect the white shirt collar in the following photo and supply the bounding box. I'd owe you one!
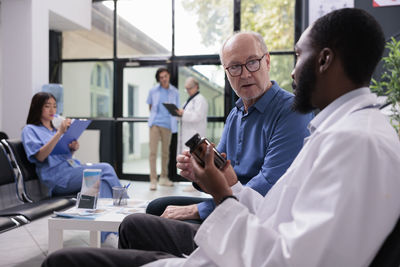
[308,87,371,134]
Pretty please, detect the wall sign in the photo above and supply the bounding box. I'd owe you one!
[373,0,400,7]
[309,0,355,26]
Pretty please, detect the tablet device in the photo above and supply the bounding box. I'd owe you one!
[162,103,181,117]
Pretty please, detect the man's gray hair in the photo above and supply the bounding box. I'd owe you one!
[186,77,199,89]
[219,31,268,65]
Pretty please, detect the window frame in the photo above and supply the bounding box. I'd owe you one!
[54,0,302,180]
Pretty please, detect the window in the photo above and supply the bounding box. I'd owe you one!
[62,61,113,118]
[241,0,295,92]
[58,0,297,180]
[115,0,172,57]
[62,1,114,59]
[178,65,225,117]
[175,0,233,55]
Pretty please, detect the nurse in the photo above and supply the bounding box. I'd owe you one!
[21,92,122,199]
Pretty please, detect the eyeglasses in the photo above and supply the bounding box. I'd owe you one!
[225,54,266,77]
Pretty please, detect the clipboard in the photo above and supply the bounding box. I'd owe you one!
[51,119,92,155]
[162,103,181,117]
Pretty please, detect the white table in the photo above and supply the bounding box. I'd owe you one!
[48,198,146,254]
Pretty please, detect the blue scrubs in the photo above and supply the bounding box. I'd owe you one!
[22,124,122,198]
[22,124,122,242]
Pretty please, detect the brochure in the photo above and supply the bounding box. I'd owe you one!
[77,169,101,209]
[54,207,106,220]
[51,119,92,155]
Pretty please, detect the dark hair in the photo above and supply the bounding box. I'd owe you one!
[155,67,170,82]
[26,92,56,126]
[310,8,385,85]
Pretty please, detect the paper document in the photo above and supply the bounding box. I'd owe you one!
[54,207,106,220]
[51,119,92,155]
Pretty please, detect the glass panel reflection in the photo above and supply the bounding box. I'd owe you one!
[122,121,224,175]
[63,2,114,59]
[62,61,113,118]
[123,66,163,117]
[115,0,172,57]
[241,0,295,51]
[122,122,150,175]
[207,122,224,147]
[269,54,294,93]
[175,0,233,55]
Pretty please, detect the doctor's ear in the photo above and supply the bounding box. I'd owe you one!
[318,48,334,73]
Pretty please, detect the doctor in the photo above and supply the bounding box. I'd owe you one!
[175,77,208,154]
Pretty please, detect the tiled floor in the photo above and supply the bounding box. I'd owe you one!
[0,181,208,267]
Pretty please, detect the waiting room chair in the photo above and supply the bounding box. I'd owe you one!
[2,139,51,202]
[0,139,75,221]
[0,132,8,140]
[0,142,29,232]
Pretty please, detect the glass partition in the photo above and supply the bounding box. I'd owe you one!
[122,121,224,175]
[62,1,114,59]
[122,66,164,117]
[269,54,295,93]
[62,61,113,118]
[122,122,150,174]
[177,65,225,117]
[115,0,172,57]
[241,0,295,51]
[175,0,233,56]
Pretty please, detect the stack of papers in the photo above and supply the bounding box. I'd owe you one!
[54,208,106,220]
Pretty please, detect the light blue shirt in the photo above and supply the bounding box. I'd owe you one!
[197,81,314,219]
[147,84,180,133]
[21,124,80,193]
[152,88,172,129]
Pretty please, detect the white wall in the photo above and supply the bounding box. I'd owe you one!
[0,0,91,138]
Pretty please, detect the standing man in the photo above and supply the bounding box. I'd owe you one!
[147,67,180,190]
[175,77,208,155]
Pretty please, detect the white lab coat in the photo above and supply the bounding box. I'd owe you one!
[178,93,208,154]
[145,89,400,267]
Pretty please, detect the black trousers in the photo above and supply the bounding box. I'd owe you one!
[146,196,211,224]
[42,213,201,267]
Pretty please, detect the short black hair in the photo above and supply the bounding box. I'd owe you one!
[310,8,385,85]
[26,92,56,126]
[155,67,170,82]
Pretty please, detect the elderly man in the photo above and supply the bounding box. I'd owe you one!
[42,30,312,265]
[175,77,208,154]
[146,31,313,221]
[42,29,312,265]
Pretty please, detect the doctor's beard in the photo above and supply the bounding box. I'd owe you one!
[292,57,316,114]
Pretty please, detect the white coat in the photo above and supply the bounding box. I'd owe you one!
[178,93,208,154]
[145,88,400,267]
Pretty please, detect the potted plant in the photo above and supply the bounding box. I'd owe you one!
[371,37,400,136]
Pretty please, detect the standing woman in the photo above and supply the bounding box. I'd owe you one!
[21,92,122,198]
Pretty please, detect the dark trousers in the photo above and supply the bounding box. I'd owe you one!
[146,196,211,224]
[42,213,200,267]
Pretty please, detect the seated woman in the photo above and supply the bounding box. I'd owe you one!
[21,92,122,198]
